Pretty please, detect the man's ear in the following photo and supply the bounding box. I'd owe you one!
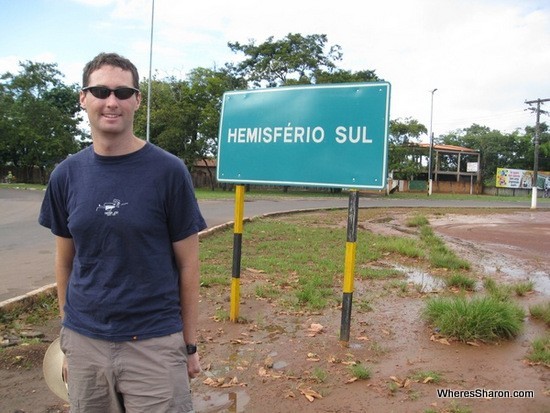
[79,90,87,110]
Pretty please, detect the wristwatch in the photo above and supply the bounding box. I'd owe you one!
[186,344,197,355]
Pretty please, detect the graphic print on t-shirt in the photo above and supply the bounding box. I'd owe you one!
[96,198,129,216]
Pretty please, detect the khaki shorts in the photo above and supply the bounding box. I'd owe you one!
[60,327,194,413]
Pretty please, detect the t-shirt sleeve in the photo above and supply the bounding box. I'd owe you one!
[38,168,72,238]
[166,162,207,242]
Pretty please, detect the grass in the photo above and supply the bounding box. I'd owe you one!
[360,267,404,280]
[420,226,470,270]
[349,363,371,380]
[483,277,513,301]
[443,273,477,291]
[526,335,550,365]
[529,301,550,326]
[311,366,328,383]
[0,291,59,328]
[410,370,442,384]
[198,209,477,310]
[423,295,525,342]
[513,280,535,296]
[406,214,430,227]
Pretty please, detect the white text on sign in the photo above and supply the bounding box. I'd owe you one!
[227,126,372,144]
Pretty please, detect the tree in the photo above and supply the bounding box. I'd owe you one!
[439,124,536,184]
[0,61,83,183]
[135,67,245,188]
[388,118,427,180]
[228,33,343,87]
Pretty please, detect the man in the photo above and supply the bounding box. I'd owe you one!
[39,52,206,412]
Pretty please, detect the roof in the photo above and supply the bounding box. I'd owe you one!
[417,143,479,153]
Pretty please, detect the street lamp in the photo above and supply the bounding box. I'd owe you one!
[428,88,438,196]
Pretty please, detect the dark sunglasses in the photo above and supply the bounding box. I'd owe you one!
[82,86,139,100]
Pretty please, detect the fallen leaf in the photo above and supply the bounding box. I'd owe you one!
[258,367,269,377]
[246,267,266,274]
[307,352,320,361]
[423,376,434,384]
[264,356,274,368]
[283,389,296,399]
[430,334,450,345]
[299,387,323,402]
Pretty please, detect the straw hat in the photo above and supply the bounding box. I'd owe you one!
[42,337,69,402]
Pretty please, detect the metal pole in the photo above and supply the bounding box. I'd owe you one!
[428,88,437,196]
[146,0,155,142]
[340,190,359,344]
[230,185,245,322]
[525,97,550,209]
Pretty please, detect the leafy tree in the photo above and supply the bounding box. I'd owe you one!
[524,122,550,174]
[228,33,343,87]
[135,67,244,188]
[0,61,83,183]
[438,124,542,184]
[388,118,427,180]
[314,68,380,84]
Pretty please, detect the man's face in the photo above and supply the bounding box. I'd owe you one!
[80,65,141,137]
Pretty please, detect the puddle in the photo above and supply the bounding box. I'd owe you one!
[393,265,445,293]
[193,390,250,413]
[483,263,550,295]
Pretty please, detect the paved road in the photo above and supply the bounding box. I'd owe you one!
[1,187,547,302]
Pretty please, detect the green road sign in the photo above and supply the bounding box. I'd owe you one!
[217,82,391,189]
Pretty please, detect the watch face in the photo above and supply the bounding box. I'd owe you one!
[186,344,197,355]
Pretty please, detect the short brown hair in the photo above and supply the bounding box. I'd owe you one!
[82,52,140,89]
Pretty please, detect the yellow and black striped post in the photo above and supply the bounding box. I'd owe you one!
[340,190,359,344]
[230,185,245,322]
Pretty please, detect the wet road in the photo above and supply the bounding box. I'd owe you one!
[0,187,547,302]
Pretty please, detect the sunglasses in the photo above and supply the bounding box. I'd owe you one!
[82,86,139,100]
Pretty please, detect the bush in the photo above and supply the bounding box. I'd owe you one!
[423,295,525,342]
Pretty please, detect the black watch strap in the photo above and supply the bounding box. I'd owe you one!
[186,344,197,355]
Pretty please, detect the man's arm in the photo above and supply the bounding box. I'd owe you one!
[172,233,201,378]
[55,236,75,320]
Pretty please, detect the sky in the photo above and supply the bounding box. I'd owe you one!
[1,0,549,141]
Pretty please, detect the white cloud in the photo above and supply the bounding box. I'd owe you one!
[2,0,549,135]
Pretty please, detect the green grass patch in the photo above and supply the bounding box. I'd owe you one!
[0,291,59,328]
[526,335,550,365]
[483,278,513,301]
[513,280,535,297]
[349,363,371,380]
[423,295,525,342]
[443,273,477,291]
[418,221,470,270]
[406,214,429,227]
[410,370,442,384]
[529,301,550,326]
[370,236,424,258]
[360,267,404,280]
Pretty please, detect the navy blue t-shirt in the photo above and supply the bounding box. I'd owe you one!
[39,143,207,341]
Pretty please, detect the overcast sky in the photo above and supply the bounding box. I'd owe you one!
[1,0,549,140]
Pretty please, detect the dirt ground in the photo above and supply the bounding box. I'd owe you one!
[1,208,549,413]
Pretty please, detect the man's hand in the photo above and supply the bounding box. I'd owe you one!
[187,352,201,378]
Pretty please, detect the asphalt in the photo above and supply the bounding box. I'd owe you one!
[1,187,547,303]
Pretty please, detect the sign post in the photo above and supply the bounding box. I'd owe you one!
[217,83,391,337]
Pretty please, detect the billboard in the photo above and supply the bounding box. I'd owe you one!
[496,168,549,189]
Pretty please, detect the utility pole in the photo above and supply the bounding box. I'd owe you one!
[525,98,550,209]
[428,88,438,196]
[146,0,155,143]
